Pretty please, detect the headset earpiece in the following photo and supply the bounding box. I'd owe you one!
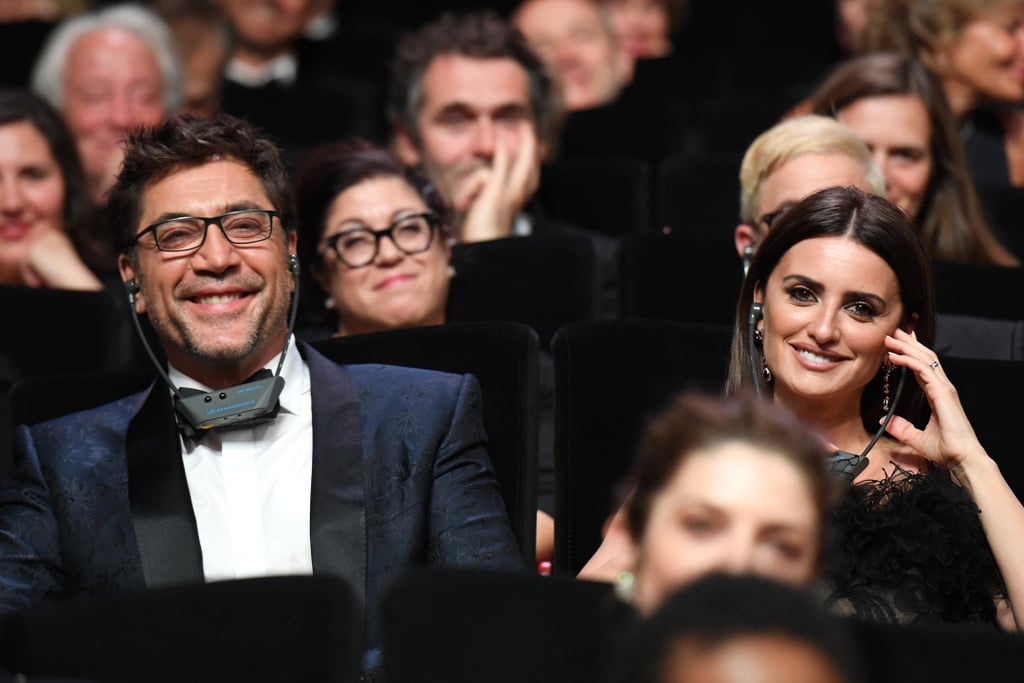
[750,302,763,323]
[125,279,140,303]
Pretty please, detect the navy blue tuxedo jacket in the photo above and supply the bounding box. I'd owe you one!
[0,343,523,647]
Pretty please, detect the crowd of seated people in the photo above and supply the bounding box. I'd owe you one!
[3,0,1024,680]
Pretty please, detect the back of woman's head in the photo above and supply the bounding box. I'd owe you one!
[0,88,92,236]
[804,52,1016,265]
[727,187,935,427]
[624,391,840,553]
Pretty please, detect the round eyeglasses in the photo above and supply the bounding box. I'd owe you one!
[321,212,439,268]
[135,209,279,252]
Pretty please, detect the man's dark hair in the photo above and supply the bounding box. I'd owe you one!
[108,113,295,256]
[386,10,561,145]
[611,573,865,683]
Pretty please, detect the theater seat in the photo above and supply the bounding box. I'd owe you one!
[380,567,627,683]
[311,321,540,565]
[0,575,363,683]
[537,157,652,237]
[617,228,743,325]
[551,318,733,575]
[940,355,1024,499]
[448,234,600,351]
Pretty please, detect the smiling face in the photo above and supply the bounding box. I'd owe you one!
[513,0,630,111]
[837,94,933,219]
[62,27,166,205]
[755,236,904,414]
[631,441,820,616]
[0,120,66,285]
[604,0,671,59]
[119,159,296,387]
[216,0,314,56]
[317,175,450,336]
[937,2,1024,113]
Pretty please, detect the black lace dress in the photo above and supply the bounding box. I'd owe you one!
[822,466,1007,627]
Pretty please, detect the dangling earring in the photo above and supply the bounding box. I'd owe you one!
[446,264,456,278]
[881,363,894,411]
[754,329,764,344]
[324,296,335,310]
[762,357,772,384]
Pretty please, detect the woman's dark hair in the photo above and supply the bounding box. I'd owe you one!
[0,89,94,260]
[805,51,1017,266]
[726,186,936,433]
[624,391,842,569]
[292,137,450,331]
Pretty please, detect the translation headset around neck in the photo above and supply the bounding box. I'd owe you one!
[123,253,301,439]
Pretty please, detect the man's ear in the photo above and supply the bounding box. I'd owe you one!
[735,223,757,260]
[117,254,145,314]
[392,128,421,166]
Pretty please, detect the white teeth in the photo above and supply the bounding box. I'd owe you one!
[798,349,833,364]
[196,294,241,304]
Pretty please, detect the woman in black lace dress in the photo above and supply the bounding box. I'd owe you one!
[726,186,1024,629]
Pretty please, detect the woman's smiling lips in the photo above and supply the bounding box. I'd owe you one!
[790,343,847,369]
[374,273,416,290]
[0,220,30,240]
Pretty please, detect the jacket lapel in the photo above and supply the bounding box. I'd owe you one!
[126,382,205,587]
[302,343,367,612]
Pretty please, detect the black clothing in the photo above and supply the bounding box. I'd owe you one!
[824,467,1006,627]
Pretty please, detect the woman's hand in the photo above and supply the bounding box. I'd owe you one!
[577,505,636,583]
[882,328,987,472]
[22,231,102,291]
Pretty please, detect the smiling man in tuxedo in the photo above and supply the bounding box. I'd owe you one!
[0,113,522,669]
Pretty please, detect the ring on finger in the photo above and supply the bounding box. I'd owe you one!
[928,360,940,370]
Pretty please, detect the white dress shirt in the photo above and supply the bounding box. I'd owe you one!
[224,53,298,88]
[169,336,314,582]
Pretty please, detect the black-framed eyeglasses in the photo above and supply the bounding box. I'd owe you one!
[135,209,279,252]
[321,212,439,268]
[757,202,795,231]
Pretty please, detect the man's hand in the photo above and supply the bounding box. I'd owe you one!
[455,124,540,243]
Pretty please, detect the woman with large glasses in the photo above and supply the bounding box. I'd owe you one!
[293,137,453,338]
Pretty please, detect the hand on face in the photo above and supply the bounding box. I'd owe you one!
[22,229,102,290]
[881,328,985,472]
[453,122,540,243]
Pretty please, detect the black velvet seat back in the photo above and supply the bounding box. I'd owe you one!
[312,321,540,565]
[551,318,733,575]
